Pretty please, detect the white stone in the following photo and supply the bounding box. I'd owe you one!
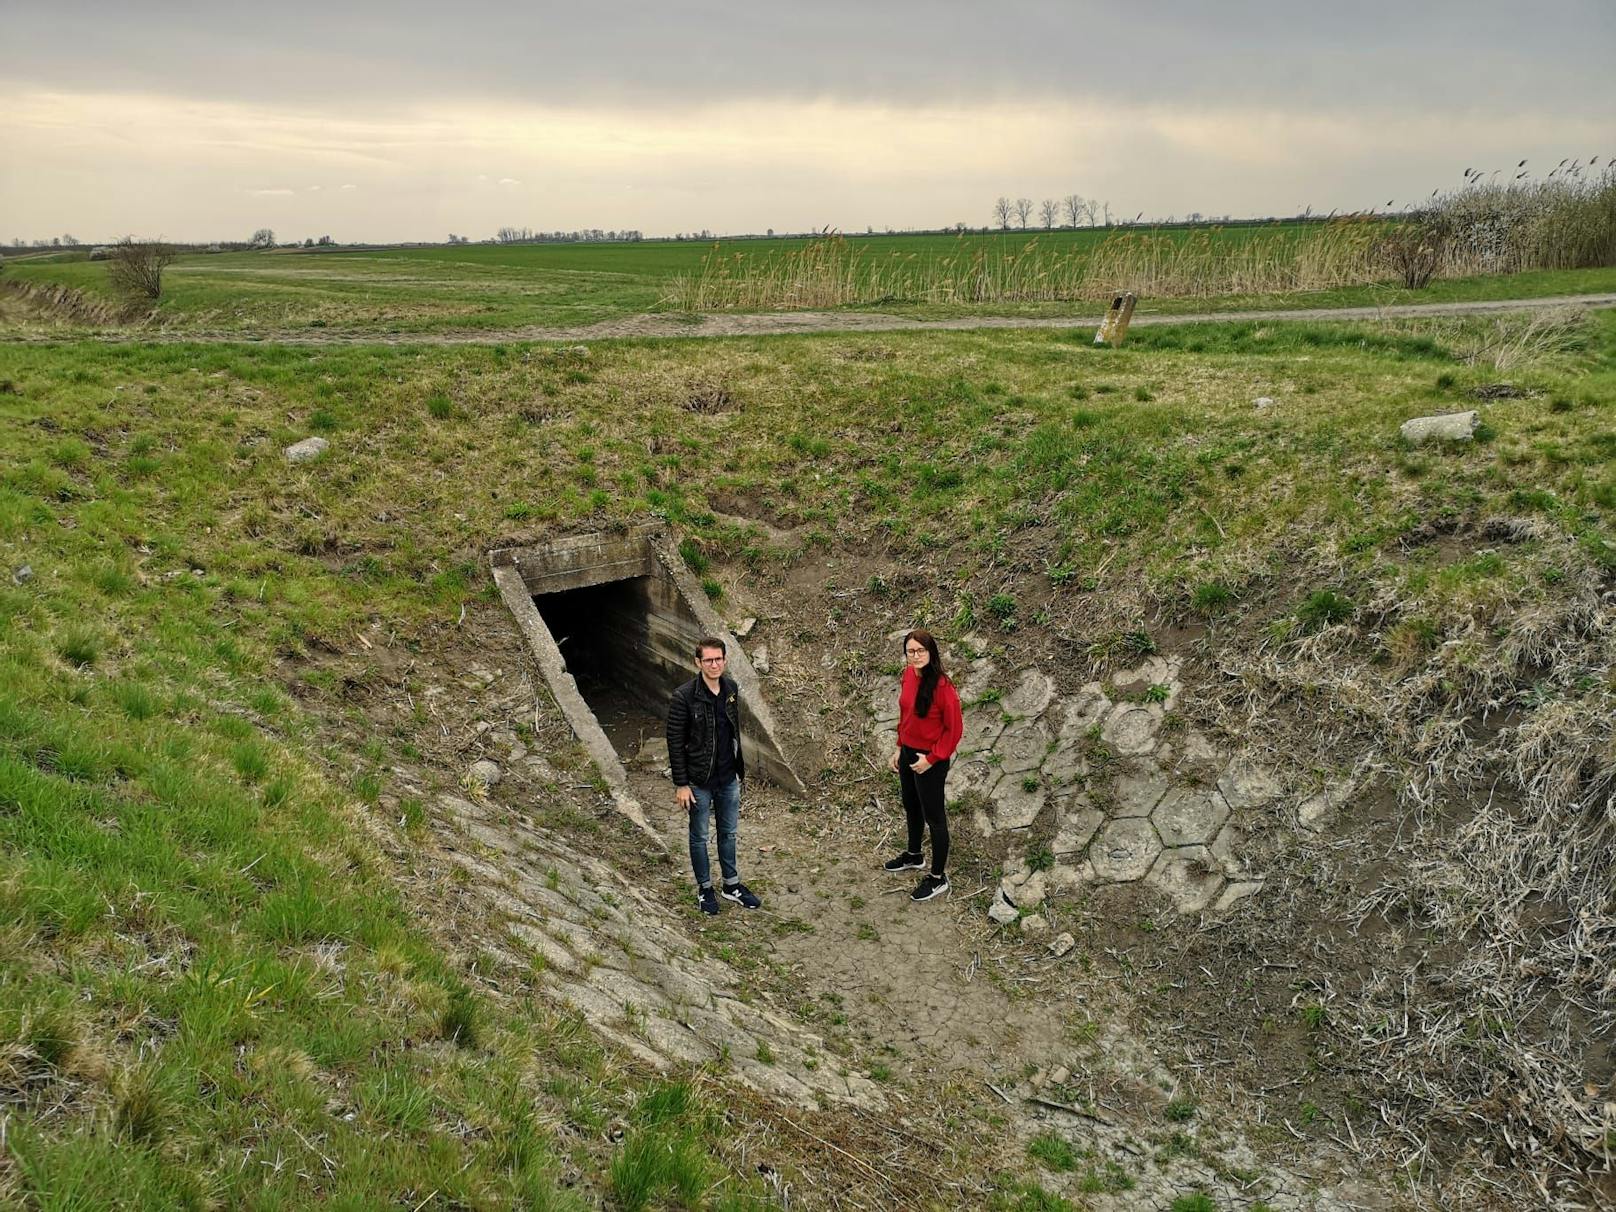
[1048,932,1076,958]
[1049,1064,1071,1085]
[1019,914,1050,936]
[1400,410,1478,445]
[752,644,770,675]
[734,617,758,638]
[987,892,1019,925]
[1001,870,1047,910]
[1253,396,1274,409]
[284,436,329,463]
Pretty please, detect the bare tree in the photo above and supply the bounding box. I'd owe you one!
[1039,198,1058,229]
[106,237,175,300]
[248,228,276,249]
[1062,195,1082,228]
[993,196,1012,230]
[1014,197,1033,229]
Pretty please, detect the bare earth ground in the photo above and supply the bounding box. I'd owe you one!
[3,290,1615,345]
[303,526,1447,1209]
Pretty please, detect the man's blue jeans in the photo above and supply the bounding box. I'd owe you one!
[688,775,740,890]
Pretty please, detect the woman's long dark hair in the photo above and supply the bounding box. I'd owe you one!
[904,629,945,719]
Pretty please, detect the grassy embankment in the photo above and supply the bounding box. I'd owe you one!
[1,307,1613,1206]
[5,227,1616,337]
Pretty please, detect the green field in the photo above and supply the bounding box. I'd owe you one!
[1,269,1614,1205]
[7,226,1615,338]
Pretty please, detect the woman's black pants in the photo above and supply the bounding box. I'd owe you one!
[898,746,950,875]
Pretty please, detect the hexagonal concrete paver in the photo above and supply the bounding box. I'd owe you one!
[1114,763,1170,817]
[1052,798,1103,856]
[1001,669,1056,719]
[996,718,1053,774]
[955,658,999,705]
[1041,736,1085,786]
[1101,704,1161,755]
[1208,823,1249,876]
[1213,880,1265,911]
[947,755,1000,801]
[1152,787,1231,847]
[1056,685,1111,743]
[1089,817,1162,882]
[992,776,1047,829]
[959,705,1007,755]
[1217,757,1282,810]
[1147,846,1225,913]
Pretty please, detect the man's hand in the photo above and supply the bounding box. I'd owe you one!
[910,755,933,775]
[676,785,695,811]
[888,748,901,774]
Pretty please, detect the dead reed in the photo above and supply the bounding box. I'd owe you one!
[663,223,1386,312]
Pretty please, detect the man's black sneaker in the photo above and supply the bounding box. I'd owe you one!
[698,887,720,916]
[910,873,950,902]
[720,882,762,909]
[883,851,924,873]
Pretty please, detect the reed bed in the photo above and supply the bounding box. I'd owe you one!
[664,222,1387,311]
[1434,163,1616,276]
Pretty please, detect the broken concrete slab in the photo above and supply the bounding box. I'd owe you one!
[1147,846,1225,914]
[1217,758,1282,811]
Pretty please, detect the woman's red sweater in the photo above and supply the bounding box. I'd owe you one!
[896,665,964,763]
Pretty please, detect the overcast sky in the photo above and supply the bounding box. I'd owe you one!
[3,1,1612,243]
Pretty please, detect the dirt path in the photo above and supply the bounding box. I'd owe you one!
[9,291,1615,346]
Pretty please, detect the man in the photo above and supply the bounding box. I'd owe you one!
[666,636,762,916]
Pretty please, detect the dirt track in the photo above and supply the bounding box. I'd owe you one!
[10,291,1616,346]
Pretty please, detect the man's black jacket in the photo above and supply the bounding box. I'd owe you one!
[666,673,745,789]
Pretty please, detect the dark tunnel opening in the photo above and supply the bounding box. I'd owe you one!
[532,575,704,760]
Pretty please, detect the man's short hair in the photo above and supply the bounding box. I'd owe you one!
[694,636,727,659]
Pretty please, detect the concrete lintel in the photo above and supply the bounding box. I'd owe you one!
[491,564,662,845]
[491,526,658,596]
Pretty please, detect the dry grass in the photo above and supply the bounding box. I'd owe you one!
[665,222,1386,311]
[1210,527,1615,1208]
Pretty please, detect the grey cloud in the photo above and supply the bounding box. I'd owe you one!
[9,0,1613,117]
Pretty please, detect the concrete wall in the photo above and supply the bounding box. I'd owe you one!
[491,528,805,798]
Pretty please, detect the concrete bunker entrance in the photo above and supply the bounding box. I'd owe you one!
[490,526,802,833]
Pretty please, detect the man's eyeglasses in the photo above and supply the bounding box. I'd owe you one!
[699,655,727,665]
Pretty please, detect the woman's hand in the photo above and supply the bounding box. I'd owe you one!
[909,755,933,775]
[888,749,901,773]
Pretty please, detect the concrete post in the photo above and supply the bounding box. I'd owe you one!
[1094,292,1138,347]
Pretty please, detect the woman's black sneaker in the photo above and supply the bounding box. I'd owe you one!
[883,851,924,872]
[911,873,950,902]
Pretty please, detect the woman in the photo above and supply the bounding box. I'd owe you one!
[885,628,964,902]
